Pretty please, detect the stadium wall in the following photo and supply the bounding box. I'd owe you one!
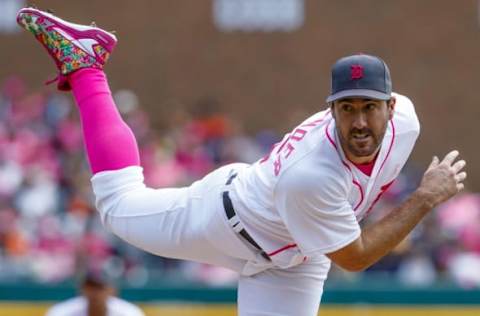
[1,283,479,316]
[2,0,480,189]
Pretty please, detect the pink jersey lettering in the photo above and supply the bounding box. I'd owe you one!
[290,128,307,141]
[268,118,325,176]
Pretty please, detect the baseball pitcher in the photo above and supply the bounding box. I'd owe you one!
[17,8,467,316]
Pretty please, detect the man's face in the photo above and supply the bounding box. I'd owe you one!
[82,283,114,307]
[332,97,395,162]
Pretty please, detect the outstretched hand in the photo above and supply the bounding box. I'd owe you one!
[418,150,467,208]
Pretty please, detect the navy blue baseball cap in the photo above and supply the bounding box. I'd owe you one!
[326,54,392,103]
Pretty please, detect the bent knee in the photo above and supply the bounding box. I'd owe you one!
[90,166,147,224]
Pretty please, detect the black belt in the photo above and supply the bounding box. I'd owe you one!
[223,173,271,261]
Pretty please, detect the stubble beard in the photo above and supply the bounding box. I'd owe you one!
[337,125,387,159]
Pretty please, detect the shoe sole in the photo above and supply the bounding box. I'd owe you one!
[17,8,117,54]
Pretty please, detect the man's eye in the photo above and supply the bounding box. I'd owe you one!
[341,105,352,112]
[365,103,377,110]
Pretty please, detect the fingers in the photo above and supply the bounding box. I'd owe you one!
[441,150,459,166]
[452,160,466,173]
[429,151,467,194]
[426,156,439,172]
[455,171,467,182]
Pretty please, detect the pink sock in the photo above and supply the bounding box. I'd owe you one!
[69,68,140,174]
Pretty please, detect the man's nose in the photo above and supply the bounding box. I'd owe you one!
[352,113,368,129]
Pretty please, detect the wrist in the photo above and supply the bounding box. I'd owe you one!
[412,188,437,210]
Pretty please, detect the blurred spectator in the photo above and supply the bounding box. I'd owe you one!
[45,271,145,316]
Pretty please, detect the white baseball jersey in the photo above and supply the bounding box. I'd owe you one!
[230,92,420,269]
[91,92,419,315]
[45,296,145,316]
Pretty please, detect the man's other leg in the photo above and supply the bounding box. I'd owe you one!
[238,258,330,316]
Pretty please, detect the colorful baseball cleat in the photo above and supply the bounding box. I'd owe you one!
[16,7,117,91]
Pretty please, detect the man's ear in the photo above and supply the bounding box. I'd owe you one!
[330,102,336,119]
[388,96,396,120]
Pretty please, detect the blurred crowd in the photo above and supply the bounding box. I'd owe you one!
[0,76,479,288]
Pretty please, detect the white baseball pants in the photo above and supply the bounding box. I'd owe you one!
[91,163,329,315]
